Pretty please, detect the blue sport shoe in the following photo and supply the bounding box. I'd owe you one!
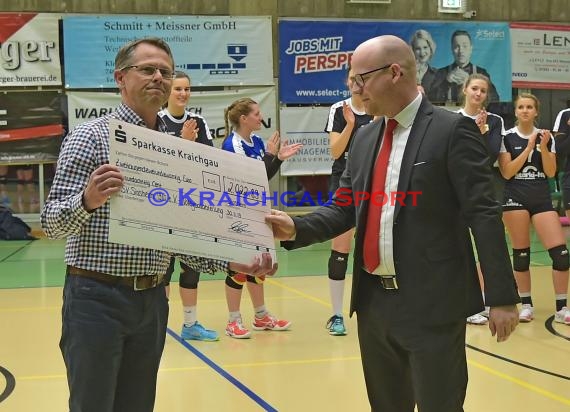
[181,321,219,341]
[326,315,347,336]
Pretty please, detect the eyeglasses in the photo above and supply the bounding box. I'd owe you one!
[353,63,394,88]
[120,65,175,80]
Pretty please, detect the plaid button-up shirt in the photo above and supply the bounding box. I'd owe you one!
[41,103,229,276]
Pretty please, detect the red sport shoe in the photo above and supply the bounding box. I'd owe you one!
[252,313,291,331]
[225,318,251,339]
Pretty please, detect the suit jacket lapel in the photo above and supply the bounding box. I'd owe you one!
[395,97,433,219]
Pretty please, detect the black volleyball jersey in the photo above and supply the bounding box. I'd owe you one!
[158,109,213,146]
[324,98,373,176]
[500,126,555,191]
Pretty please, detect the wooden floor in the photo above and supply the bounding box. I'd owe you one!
[0,238,569,411]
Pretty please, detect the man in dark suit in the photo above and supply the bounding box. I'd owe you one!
[428,30,500,105]
[267,35,519,412]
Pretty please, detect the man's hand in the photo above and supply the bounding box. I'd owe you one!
[83,164,124,212]
[265,209,296,240]
[446,67,469,85]
[488,305,519,342]
[229,252,277,277]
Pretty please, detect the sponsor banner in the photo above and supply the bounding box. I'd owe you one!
[279,106,333,176]
[510,23,570,90]
[0,91,64,163]
[67,87,277,143]
[63,15,273,88]
[279,19,511,104]
[0,13,62,86]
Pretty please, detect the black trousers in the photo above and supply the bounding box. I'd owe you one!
[356,273,467,412]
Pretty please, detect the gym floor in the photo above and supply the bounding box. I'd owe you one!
[0,235,569,411]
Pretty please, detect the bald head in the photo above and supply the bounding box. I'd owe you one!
[350,35,420,117]
[354,35,417,85]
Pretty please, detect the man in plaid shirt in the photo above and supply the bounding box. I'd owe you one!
[41,37,275,412]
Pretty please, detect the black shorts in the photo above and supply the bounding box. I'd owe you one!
[502,187,554,216]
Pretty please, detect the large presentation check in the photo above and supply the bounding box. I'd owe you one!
[108,119,276,264]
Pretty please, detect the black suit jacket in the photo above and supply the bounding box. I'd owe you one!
[283,97,519,325]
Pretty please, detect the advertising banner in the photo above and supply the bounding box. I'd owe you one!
[67,87,277,143]
[279,19,511,105]
[0,91,64,164]
[63,15,273,88]
[0,13,61,86]
[511,23,570,90]
[279,106,333,176]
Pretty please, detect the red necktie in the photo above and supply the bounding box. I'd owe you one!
[363,119,398,273]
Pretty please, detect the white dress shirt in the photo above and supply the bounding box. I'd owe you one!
[369,93,423,276]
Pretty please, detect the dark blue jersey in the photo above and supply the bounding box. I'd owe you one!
[501,126,555,193]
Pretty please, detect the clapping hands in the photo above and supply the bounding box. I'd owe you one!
[266,131,303,161]
[181,118,199,141]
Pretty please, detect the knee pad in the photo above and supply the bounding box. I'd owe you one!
[179,266,200,289]
[225,273,245,289]
[163,258,176,286]
[512,248,530,272]
[328,250,349,281]
[246,274,265,284]
[548,245,570,271]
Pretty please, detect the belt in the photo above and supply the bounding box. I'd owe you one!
[66,266,164,291]
[376,274,399,290]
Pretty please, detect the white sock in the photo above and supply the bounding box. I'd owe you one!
[229,311,242,322]
[329,279,345,316]
[254,305,268,318]
[183,306,197,326]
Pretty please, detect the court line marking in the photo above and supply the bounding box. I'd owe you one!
[0,365,16,403]
[545,316,570,341]
[268,277,570,405]
[467,359,570,406]
[466,344,569,380]
[0,240,34,263]
[166,328,278,412]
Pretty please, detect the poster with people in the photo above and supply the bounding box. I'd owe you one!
[279,20,511,105]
